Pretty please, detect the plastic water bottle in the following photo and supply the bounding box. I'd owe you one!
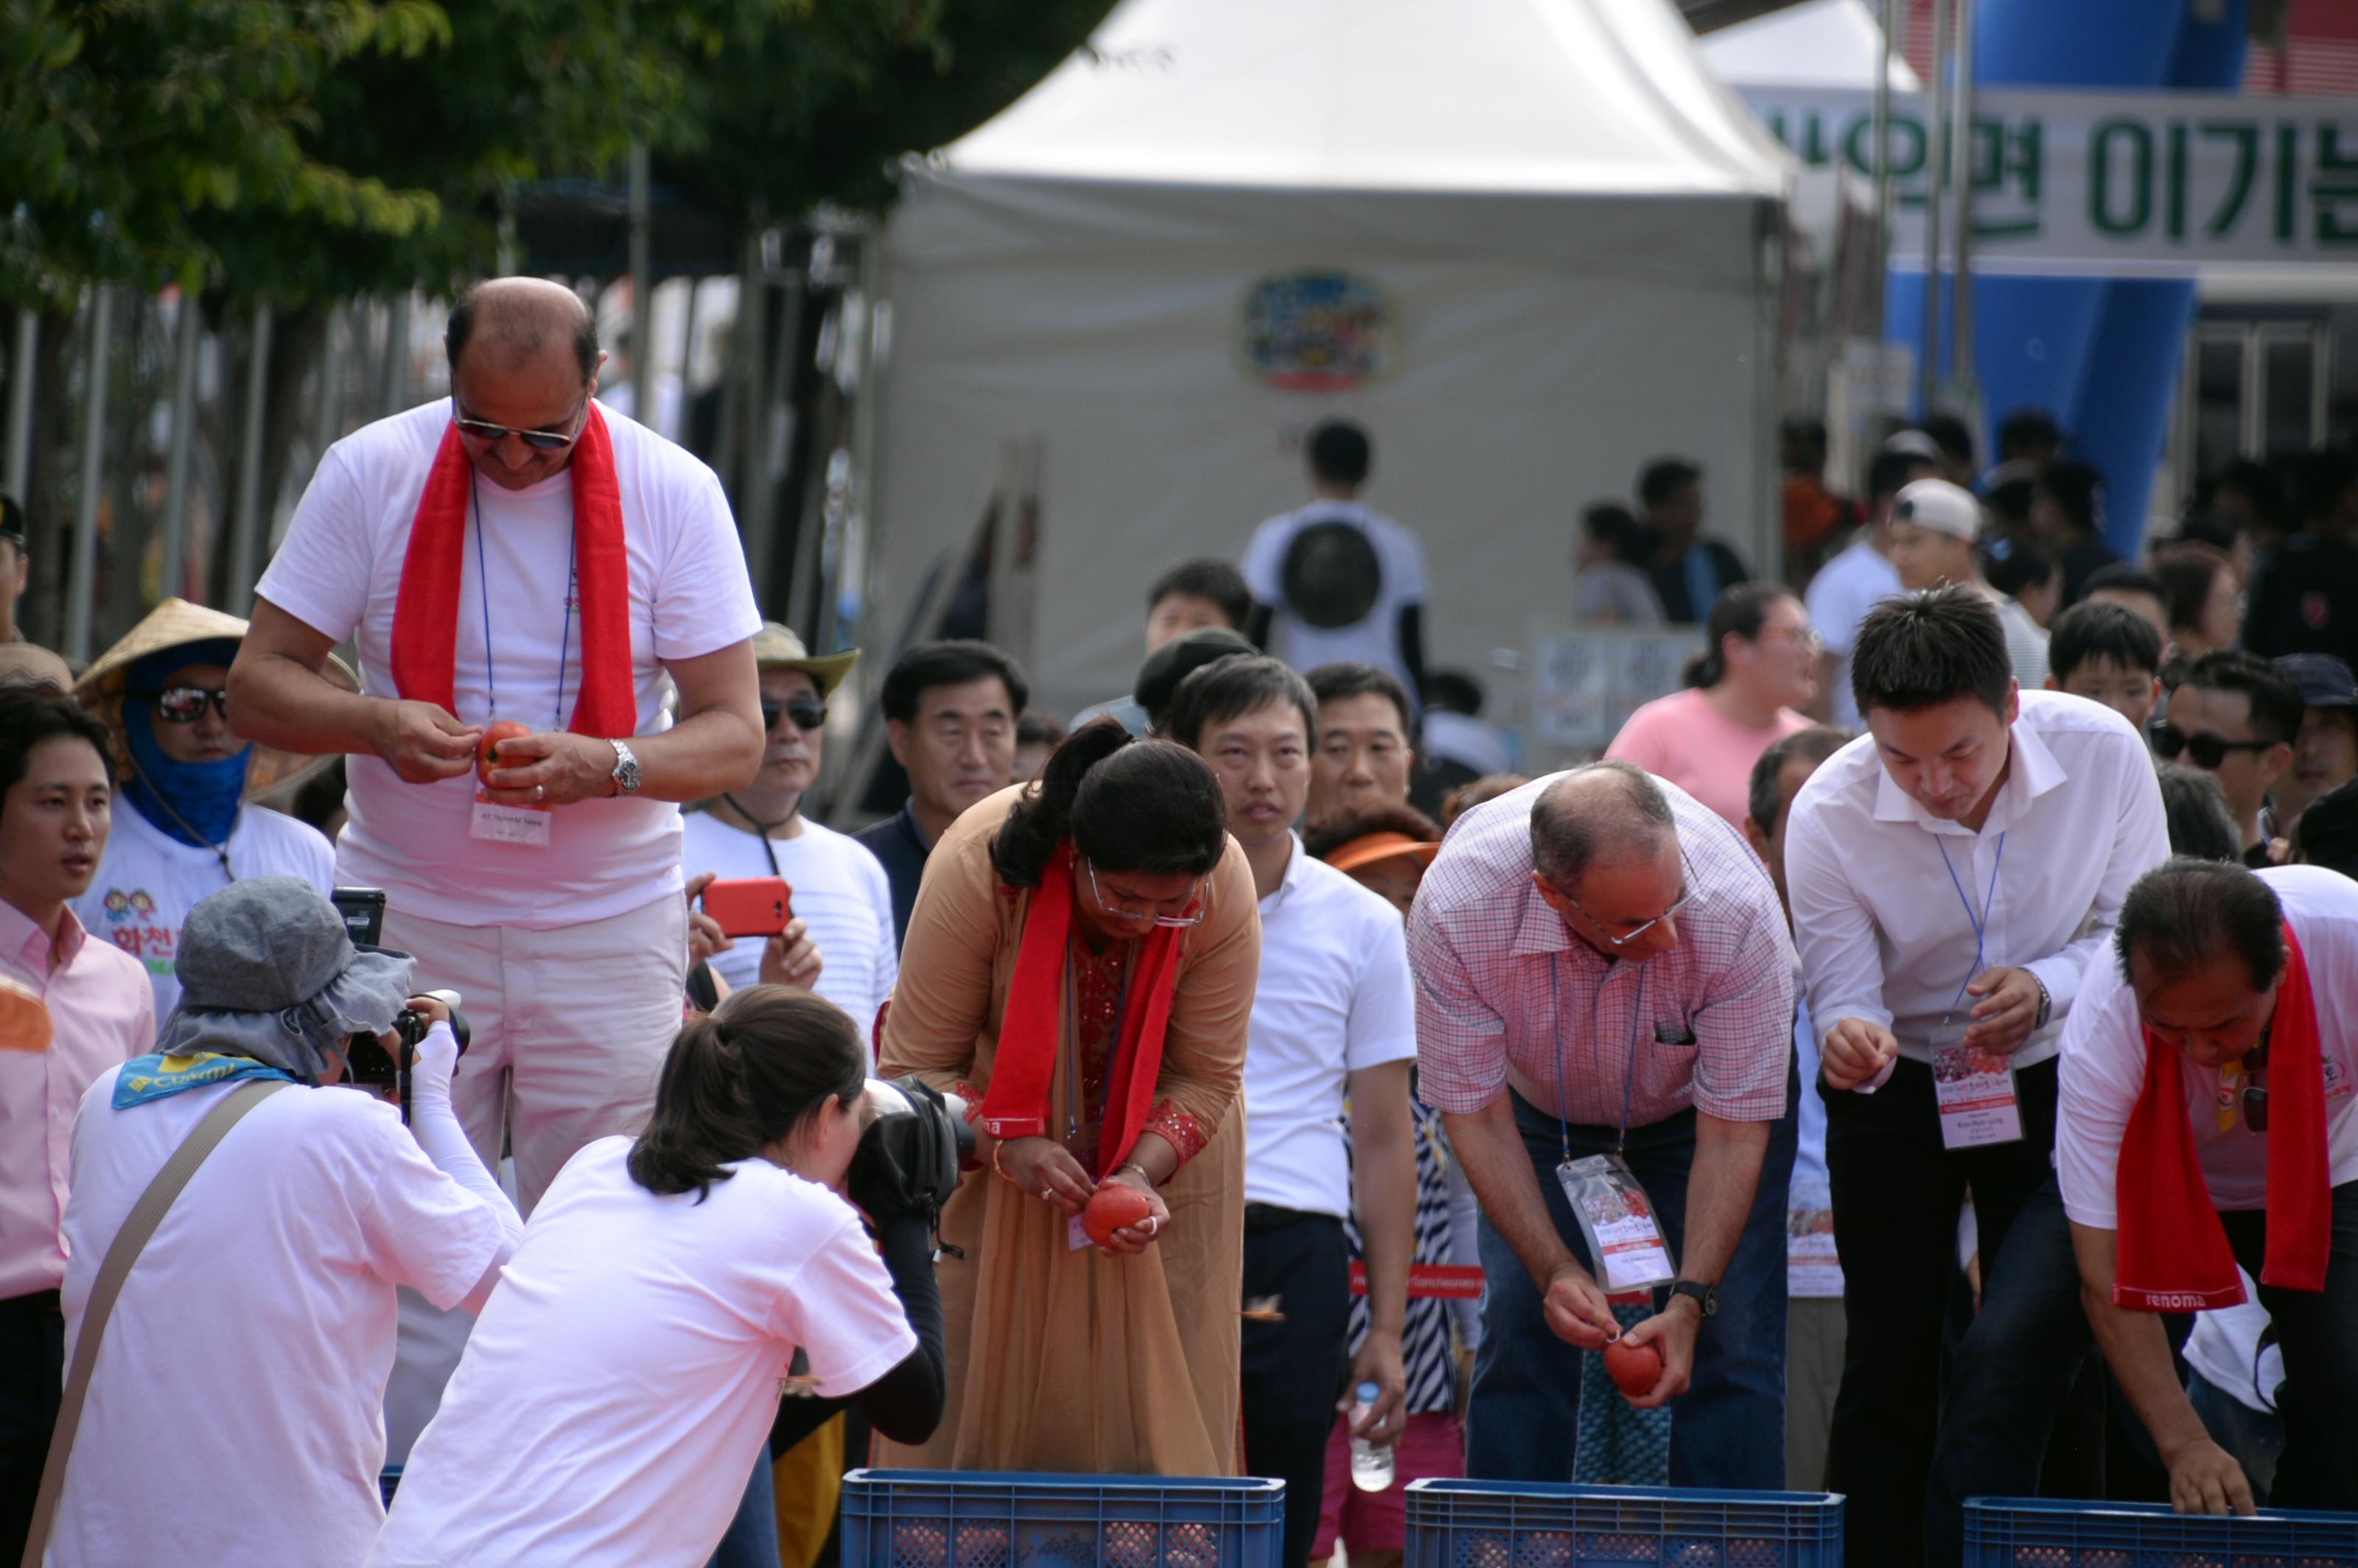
[1348,1381,1393,1493]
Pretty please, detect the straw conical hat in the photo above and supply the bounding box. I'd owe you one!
[76,598,357,803]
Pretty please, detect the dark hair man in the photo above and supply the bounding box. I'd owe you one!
[1169,655,1418,1568]
[70,601,338,1022]
[1785,586,2168,1567]
[2079,564,2169,643]
[2030,461,2119,606]
[1244,420,1428,701]
[42,878,518,1565]
[2161,651,2303,867]
[1919,413,1978,489]
[1306,662,1416,827]
[0,496,27,646]
[1638,456,1751,626]
[2059,861,2358,1514]
[2245,447,2358,669]
[2045,600,2164,736]
[1410,763,1798,1489]
[853,639,1027,947]
[2270,654,2358,839]
[229,275,766,1222]
[1995,407,2064,476]
[1806,447,1937,729]
[1146,559,1252,652]
[0,692,151,1560]
[1739,723,1852,1491]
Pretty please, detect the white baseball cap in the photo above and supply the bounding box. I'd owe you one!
[1883,430,1944,462]
[1892,477,1982,542]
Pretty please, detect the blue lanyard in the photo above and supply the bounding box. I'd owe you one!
[1935,830,2006,1015]
[1549,958,1647,1161]
[470,469,575,731]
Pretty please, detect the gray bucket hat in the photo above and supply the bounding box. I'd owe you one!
[155,876,416,1082]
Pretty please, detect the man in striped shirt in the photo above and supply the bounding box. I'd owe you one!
[1409,763,1797,1488]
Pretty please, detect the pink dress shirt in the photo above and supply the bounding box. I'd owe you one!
[0,897,153,1298]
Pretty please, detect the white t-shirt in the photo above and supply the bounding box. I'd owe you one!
[1802,536,1900,730]
[1242,500,1427,693]
[2183,1269,2284,1413]
[370,1137,915,1568]
[2057,864,2358,1229]
[679,811,899,1037]
[256,399,763,928]
[73,801,336,1022]
[1245,839,1419,1216]
[52,1071,503,1568]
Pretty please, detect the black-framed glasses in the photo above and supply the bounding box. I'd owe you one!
[1082,857,1208,928]
[139,686,228,724]
[763,699,828,733]
[452,398,588,452]
[2155,727,2277,769]
[1553,850,1700,948]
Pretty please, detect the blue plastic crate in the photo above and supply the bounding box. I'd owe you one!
[1964,1496,2358,1567]
[1402,1478,1843,1568]
[841,1469,1285,1568]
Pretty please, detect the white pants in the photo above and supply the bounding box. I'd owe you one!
[382,890,688,1214]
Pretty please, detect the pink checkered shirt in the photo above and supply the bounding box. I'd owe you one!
[1409,773,1795,1127]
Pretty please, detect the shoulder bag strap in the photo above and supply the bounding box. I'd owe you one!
[18,1078,290,1568]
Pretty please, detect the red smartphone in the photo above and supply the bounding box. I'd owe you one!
[702,877,793,938]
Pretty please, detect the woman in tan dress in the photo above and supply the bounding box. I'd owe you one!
[875,723,1261,1475]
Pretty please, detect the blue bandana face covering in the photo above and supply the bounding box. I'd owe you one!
[121,642,251,848]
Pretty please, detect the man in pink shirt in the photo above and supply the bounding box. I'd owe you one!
[0,691,153,1558]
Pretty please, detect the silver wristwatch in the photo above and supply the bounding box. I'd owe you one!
[608,738,643,797]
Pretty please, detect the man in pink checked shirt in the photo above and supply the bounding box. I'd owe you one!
[0,693,153,1559]
[1408,761,1798,1489]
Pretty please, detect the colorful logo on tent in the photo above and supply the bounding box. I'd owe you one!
[1240,271,1389,392]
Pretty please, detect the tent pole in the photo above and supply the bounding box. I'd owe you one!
[226,303,274,616]
[158,293,204,605]
[64,288,114,664]
[1951,0,1977,396]
[314,303,344,469]
[1871,0,1896,346]
[1919,0,1950,419]
[3,309,35,500]
[382,293,409,417]
[629,140,654,431]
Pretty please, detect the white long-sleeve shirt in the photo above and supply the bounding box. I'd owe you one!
[1786,690,2169,1069]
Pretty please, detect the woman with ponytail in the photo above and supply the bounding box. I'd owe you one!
[875,718,1260,1475]
[1605,581,1822,827]
[371,988,945,1568]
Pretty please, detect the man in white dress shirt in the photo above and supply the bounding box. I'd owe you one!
[1785,585,2169,1567]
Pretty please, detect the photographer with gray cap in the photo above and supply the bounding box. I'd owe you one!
[28,877,521,1568]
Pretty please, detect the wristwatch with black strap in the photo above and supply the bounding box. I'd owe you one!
[1669,1278,1718,1317]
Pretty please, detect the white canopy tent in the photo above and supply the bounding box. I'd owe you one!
[864,0,1792,721]
[1697,0,1918,93]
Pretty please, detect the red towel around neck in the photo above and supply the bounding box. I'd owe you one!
[388,403,637,738]
[2113,920,2331,1311]
[979,841,1187,1177]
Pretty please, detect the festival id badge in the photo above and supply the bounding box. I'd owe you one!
[1558,1153,1677,1292]
[1929,1016,2023,1149]
[470,797,553,847]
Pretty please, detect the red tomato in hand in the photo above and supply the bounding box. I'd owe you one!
[1082,1183,1155,1250]
[1602,1336,1661,1399]
[475,721,532,787]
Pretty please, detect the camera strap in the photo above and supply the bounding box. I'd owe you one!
[19,1078,289,1568]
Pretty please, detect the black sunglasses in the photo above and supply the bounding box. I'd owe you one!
[2242,1034,2270,1133]
[139,686,228,724]
[763,700,828,733]
[452,399,587,452]
[2154,726,2277,769]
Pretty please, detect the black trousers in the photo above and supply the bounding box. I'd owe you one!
[2219,1182,2358,1507]
[1239,1206,1350,1568]
[1824,1055,2060,1568]
[0,1292,64,1564]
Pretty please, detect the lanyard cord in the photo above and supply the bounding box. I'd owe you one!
[1936,830,2007,1016]
[1550,959,1648,1161]
[722,794,792,877]
[470,469,575,731]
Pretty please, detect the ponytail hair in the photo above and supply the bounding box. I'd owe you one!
[628,987,868,1201]
[991,718,1228,889]
[1684,582,1799,690]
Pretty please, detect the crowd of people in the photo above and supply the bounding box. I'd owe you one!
[0,275,2353,1568]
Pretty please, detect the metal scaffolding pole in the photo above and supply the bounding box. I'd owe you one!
[1951,0,1979,393]
[64,290,116,662]
[381,293,409,416]
[629,140,654,430]
[1919,0,1950,418]
[225,304,274,615]
[158,295,204,605]
[3,309,35,503]
[1871,0,1896,343]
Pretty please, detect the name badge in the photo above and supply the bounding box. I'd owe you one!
[1558,1153,1677,1291]
[1929,1017,2023,1149]
[470,799,553,847]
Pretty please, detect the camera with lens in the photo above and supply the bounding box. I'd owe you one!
[847,1077,975,1243]
[345,990,469,1121]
